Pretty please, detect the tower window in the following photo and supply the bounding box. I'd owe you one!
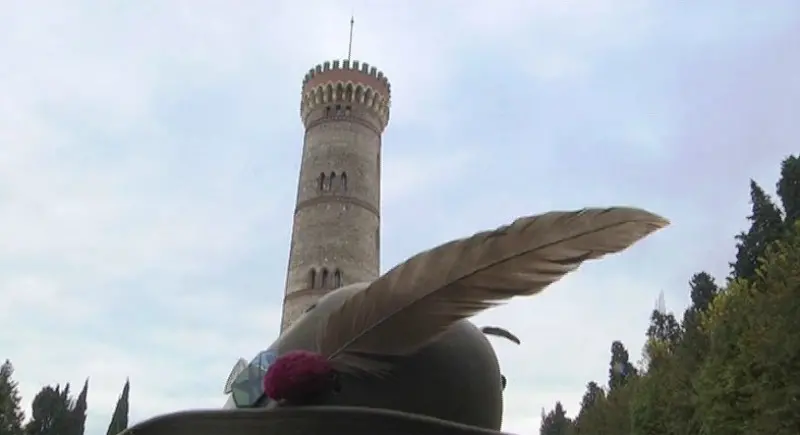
[318,173,326,192]
[333,269,342,288]
[309,269,317,288]
[321,268,329,288]
[329,172,337,191]
[335,104,342,115]
[341,172,348,191]
[345,106,351,116]
[325,106,331,117]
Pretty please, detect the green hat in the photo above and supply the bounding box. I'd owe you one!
[122,406,513,435]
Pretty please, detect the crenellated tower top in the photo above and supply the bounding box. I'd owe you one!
[300,59,391,132]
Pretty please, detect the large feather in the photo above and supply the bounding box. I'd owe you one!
[316,207,669,374]
[481,326,521,345]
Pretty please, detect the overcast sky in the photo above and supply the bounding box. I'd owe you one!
[1,1,798,434]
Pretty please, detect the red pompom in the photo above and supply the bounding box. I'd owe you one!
[263,350,335,405]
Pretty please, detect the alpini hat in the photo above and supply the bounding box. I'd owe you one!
[122,207,668,435]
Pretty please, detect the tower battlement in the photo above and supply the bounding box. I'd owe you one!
[300,60,391,131]
[302,59,391,96]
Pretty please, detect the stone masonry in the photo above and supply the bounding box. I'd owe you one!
[280,59,391,331]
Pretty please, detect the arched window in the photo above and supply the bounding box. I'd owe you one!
[319,173,327,192]
[333,269,342,288]
[321,268,329,288]
[309,269,317,289]
[341,172,348,191]
[329,172,337,191]
[325,106,331,117]
[345,106,351,116]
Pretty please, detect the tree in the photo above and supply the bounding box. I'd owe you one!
[572,382,606,435]
[0,360,25,435]
[777,155,800,225]
[549,156,800,435]
[106,380,129,435]
[697,221,800,435]
[602,381,635,435]
[608,341,636,391]
[540,402,573,435]
[69,380,88,435]
[646,310,681,345]
[25,385,74,435]
[645,309,681,365]
[572,343,639,435]
[730,180,784,282]
[578,382,604,412]
[632,341,698,435]
[678,272,720,364]
[687,272,719,314]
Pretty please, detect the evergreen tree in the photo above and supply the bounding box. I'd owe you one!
[106,380,129,435]
[25,385,74,435]
[697,221,800,435]
[550,156,800,435]
[608,341,636,391]
[0,360,25,435]
[730,180,784,282]
[646,310,681,348]
[687,272,719,314]
[680,272,720,363]
[642,308,681,372]
[69,380,88,435]
[581,381,606,410]
[578,382,604,411]
[602,381,635,435]
[572,382,606,434]
[777,155,800,225]
[539,402,572,435]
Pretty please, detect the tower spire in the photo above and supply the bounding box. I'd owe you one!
[347,14,355,61]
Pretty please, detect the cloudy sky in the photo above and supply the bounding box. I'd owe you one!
[1,1,798,433]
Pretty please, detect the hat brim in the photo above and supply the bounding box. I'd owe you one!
[121,406,512,435]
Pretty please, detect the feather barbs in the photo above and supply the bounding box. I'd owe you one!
[311,207,668,376]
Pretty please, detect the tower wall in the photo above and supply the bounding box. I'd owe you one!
[281,60,391,331]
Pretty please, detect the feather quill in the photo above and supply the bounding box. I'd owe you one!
[481,326,521,345]
[316,207,669,374]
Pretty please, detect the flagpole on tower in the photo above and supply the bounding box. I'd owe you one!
[347,14,355,61]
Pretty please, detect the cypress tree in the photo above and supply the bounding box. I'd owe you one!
[69,379,88,435]
[730,180,784,282]
[777,154,800,225]
[105,380,129,435]
[0,360,25,435]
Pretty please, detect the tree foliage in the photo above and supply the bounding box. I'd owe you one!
[25,384,74,435]
[730,180,784,282]
[777,155,800,225]
[540,402,573,435]
[70,380,88,435]
[0,367,130,435]
[608,341,637,392]
[696,221,800,435]
[0,361,25,435]
[542,154,800,435]
[106,380,130,435]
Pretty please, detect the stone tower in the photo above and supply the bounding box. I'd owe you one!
[280,59,391,331]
